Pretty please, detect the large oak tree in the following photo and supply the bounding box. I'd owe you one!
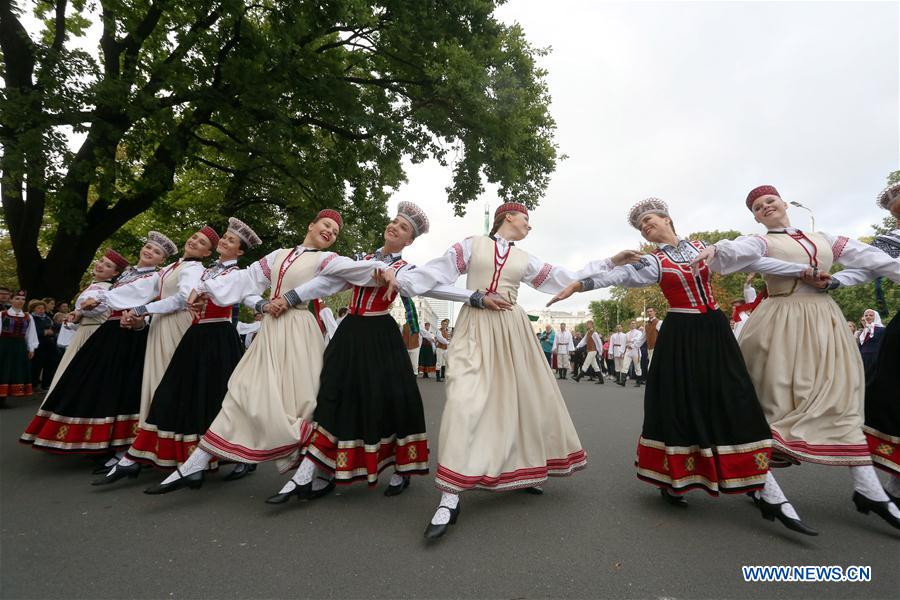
[1,0,559,299]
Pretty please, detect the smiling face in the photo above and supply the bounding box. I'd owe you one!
[138,243,168,267]
[93,257,121,281]
[184,231,214,259]
[863,309,876,325]
[751,194,790,228]
[307,217,340,249]
[638,212,675,243]
[384,216,415,250]
[217,231,245,262]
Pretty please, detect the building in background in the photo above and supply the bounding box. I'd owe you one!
[528,308,592,334]
[389,297,457,329]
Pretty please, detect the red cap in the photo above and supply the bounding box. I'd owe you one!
[103,249,129,271]
[316,209,343,229]
[746,185,780,210]
[494,202,529,219]
[198,226,220,248]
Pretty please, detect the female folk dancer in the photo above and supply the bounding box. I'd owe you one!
[21,233,176,454]
[383,202,640,540]
[265,202,494,504]
[694,184,900,531]
[94,220,261,485]
[45,251,129,396]
[142,210,349,494]
[548,198,819,535]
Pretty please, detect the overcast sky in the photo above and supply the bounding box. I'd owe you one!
[388,0,899,311]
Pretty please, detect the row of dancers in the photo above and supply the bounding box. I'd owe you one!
[7,182,900,539]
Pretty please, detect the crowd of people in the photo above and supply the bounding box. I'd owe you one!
[0,182,898,541]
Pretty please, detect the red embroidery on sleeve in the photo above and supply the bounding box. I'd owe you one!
[531,263,553,288]
[318,253,338,274]
[753,234,769,257]
[832,236,849,261]
[452,243,466,274]
[258,257,272,281]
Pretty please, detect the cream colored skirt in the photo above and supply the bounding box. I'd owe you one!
[44,322,104,397]
[739,294,870,466]
[435,305,586,492]
[200,308,323,472]
[139,311,193,425]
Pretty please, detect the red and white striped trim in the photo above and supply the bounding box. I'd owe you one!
[771,430,870,466]
[435,450,587,492]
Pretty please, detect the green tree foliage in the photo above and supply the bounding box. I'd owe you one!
[1,0,559,300]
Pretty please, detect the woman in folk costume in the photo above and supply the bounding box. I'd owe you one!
[857,309,886,381]
[265,202,492,504]
[21,233,177,454]
[548,198,820,535]
[382,202,640,540]
[93,220,261,485]
[418,323,438,378]
[44,251,129,396]
[693,184,900,531]
[824,182,900,505]
[0,290,39,403]
[142,210,350,494]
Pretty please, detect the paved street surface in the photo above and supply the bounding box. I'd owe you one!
[1,378,897,599]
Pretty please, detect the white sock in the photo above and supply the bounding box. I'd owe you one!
[311,473,333,492]
[430,492,460,525]
[760,472,800,520]
[159,448,212,484]
[277,457,316,494]
[389,473,405,486]
[885,476,900,497]
[852,465,900,518]
[102,456,118,468]
[114,450,125,459]
[117,456,136,468]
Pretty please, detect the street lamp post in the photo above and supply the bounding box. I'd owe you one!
[789,201,815,232]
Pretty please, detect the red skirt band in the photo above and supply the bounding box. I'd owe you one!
[635,436,771,496]
[305,426,429,485]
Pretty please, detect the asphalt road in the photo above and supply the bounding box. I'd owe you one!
[1,378,897,599]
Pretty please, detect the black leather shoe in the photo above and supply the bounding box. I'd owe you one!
[852,491,900,530]
[310,477,336,500]
[91,462,141,486]
[143,469,204,495]
[756,497,818,536]
[660,488,687,507]
[223,463,257,482]
[616,377,626,387]
[572,374,582,383]
[634,381,642,387]
[264,480,312,504]
[384,475,411,497]
[521,486,544,495]
[595,377,604,385]
[91,460,120,475]
[423,504,461,540]
[886,489,900,509]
